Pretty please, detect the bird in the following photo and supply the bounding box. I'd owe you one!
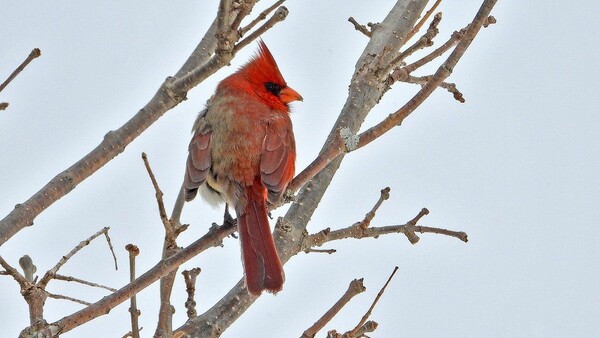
[183,41,302,295]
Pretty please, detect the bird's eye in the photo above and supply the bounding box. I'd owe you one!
[264,82,282,96]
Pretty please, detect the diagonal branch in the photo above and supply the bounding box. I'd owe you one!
[39,227,113,288]
[301,279,366,338]
[0,48,41,94]
[346,267,399,336]
[406,0,443,41]
[238,0,286,36]
[53,274,117,292]
[0,255,29,289]
[233,6,289,53]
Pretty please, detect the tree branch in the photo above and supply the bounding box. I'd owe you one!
[346,267,399,336]
[53,274,117,292]
[182,268,202,319]
[38,227,113,288]
[301,279,366,338]
[238,0,286,36]
[46,222,235,336]
[126,244,141,338]
[0,48,41,94]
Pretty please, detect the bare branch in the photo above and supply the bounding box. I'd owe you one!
[54,274,117,292]
[304,248,336,254]
[0,255,29,288]
[104,228,118,271]
[348,17,372,37]
[39,227,112,288]
[126,244,141,338]
[301,279,366,338]
[182,268,202,319]
[0,102,8,110]
[304,207,468,251]
[346,267,399,336]
[406,0,443,41]
[233,6,289,53]
[387,12,442,71]
[142,153,175,236]
[359,187,390,229]
[143,151,186,338]
[403,27,464,74]
[45,292,91,306]
[0,48,41,94]
[238,0,286,36]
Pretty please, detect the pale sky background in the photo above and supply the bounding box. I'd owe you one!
[1,1,599,337]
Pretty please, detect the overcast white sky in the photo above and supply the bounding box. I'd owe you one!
[1,1,599,337]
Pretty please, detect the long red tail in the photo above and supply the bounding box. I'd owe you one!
[237,184,285,295]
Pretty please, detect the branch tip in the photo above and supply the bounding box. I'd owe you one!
[347,266,398,336]
[348,17,372,37]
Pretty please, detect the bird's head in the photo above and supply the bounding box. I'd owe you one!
[222,40,303,111]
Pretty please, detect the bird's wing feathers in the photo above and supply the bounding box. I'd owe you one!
[260,126,295,203]
[184,127,212,201]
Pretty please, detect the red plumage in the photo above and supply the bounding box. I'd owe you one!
[183,41,302,295]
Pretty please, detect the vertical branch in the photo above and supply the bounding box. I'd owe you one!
[142,153,180,338]
[126,244,141,338]
[182,268,202,319]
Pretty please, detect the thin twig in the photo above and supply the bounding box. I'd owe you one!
[126,244,141,338]
[45,291,91,306]
[141,153,173,235]
[304,248,336,254]
[39,227,112,287]
[301,279,366,338]
[0,102,8,110]
[348,17,372,37]
[104,229,118,271]
[239,0,286,36]
[392,73,464,102]
[182,268,202,319]
[406,0,443,41]
[359,187,390,229]
[388,12,442,71]
[0,255,29,288]
[233,6,289,53]
[403,27,465,74]
[0,48,41,93]
[347,267,399,336]
[54,274,117,292]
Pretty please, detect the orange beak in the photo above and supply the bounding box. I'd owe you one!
[279,86,303,103]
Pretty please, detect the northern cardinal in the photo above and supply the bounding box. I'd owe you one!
[183,41,302,295]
